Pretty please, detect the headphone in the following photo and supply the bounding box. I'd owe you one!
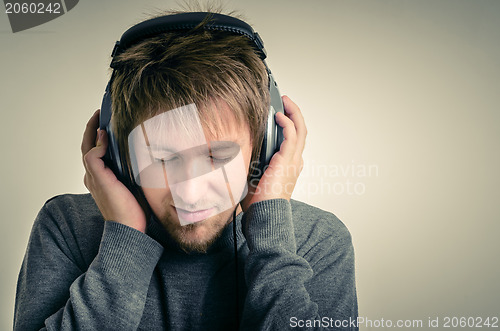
[99,12,284,189]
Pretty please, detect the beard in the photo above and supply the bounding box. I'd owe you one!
[157,206,236,254]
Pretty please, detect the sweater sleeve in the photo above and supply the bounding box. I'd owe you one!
[240,199,358,331]
[14,199,164,331]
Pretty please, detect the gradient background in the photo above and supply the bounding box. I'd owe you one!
[1,0,499,329]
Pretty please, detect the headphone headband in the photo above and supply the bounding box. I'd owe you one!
[110,12,267,65]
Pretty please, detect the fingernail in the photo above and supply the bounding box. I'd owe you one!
[98,129,104,140]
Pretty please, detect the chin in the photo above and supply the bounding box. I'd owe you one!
[159,209,233,254]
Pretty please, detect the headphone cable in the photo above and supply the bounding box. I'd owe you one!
[232,208,239,328]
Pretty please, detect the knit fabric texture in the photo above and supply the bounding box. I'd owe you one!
[14,194,357,330]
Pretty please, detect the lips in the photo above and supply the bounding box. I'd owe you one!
[175,207,215,225]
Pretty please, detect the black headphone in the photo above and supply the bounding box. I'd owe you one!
[99,12,284,188]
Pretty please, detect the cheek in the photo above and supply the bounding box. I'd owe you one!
[242,144,253,174]
[142,187,171,210]
[217,149,249,203]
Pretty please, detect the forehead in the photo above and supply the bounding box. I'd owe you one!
[201,101,250,143]
[131,102,250,151]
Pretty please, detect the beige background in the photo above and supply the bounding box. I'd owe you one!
[1,0,499,329]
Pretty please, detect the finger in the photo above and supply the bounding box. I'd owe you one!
[275,111,297,158]
[282,96,307,153]
[83,130,109,176]
[81,109,101,156]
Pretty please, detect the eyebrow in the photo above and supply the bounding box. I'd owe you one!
[208,141,240,152]
[148,144,178,154]
[147,141,240,153]
[142,128,242,157]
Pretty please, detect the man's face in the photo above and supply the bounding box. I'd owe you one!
[128,103,252,253]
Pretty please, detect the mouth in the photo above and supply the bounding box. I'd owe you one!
[174,206,216,225]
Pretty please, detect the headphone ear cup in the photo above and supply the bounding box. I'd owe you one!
[269,73,285,153]
[252,72,284,180]
[99,86,130,187]
[98,84,149,217]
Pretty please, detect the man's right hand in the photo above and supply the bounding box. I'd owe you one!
[81,109,147,233]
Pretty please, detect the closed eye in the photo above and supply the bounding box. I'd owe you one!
[155,155,179,163]
[209,155,233,164]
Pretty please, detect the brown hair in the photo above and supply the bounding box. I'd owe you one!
[109,13,270,176]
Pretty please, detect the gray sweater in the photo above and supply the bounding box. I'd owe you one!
[14,194,357,330]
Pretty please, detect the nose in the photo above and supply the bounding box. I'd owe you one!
[172,175,209,206]
[171,158,211,206]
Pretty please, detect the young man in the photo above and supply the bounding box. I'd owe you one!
[14,11,358,330]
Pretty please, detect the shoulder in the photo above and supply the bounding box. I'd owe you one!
[290,199,354,259]
[44,192,98,212]
[41,193,103,229]
[34,193,104,264]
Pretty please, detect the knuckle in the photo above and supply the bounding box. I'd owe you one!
[83,152,93,166]
[83,174,90,189]
[83,152,90,163]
